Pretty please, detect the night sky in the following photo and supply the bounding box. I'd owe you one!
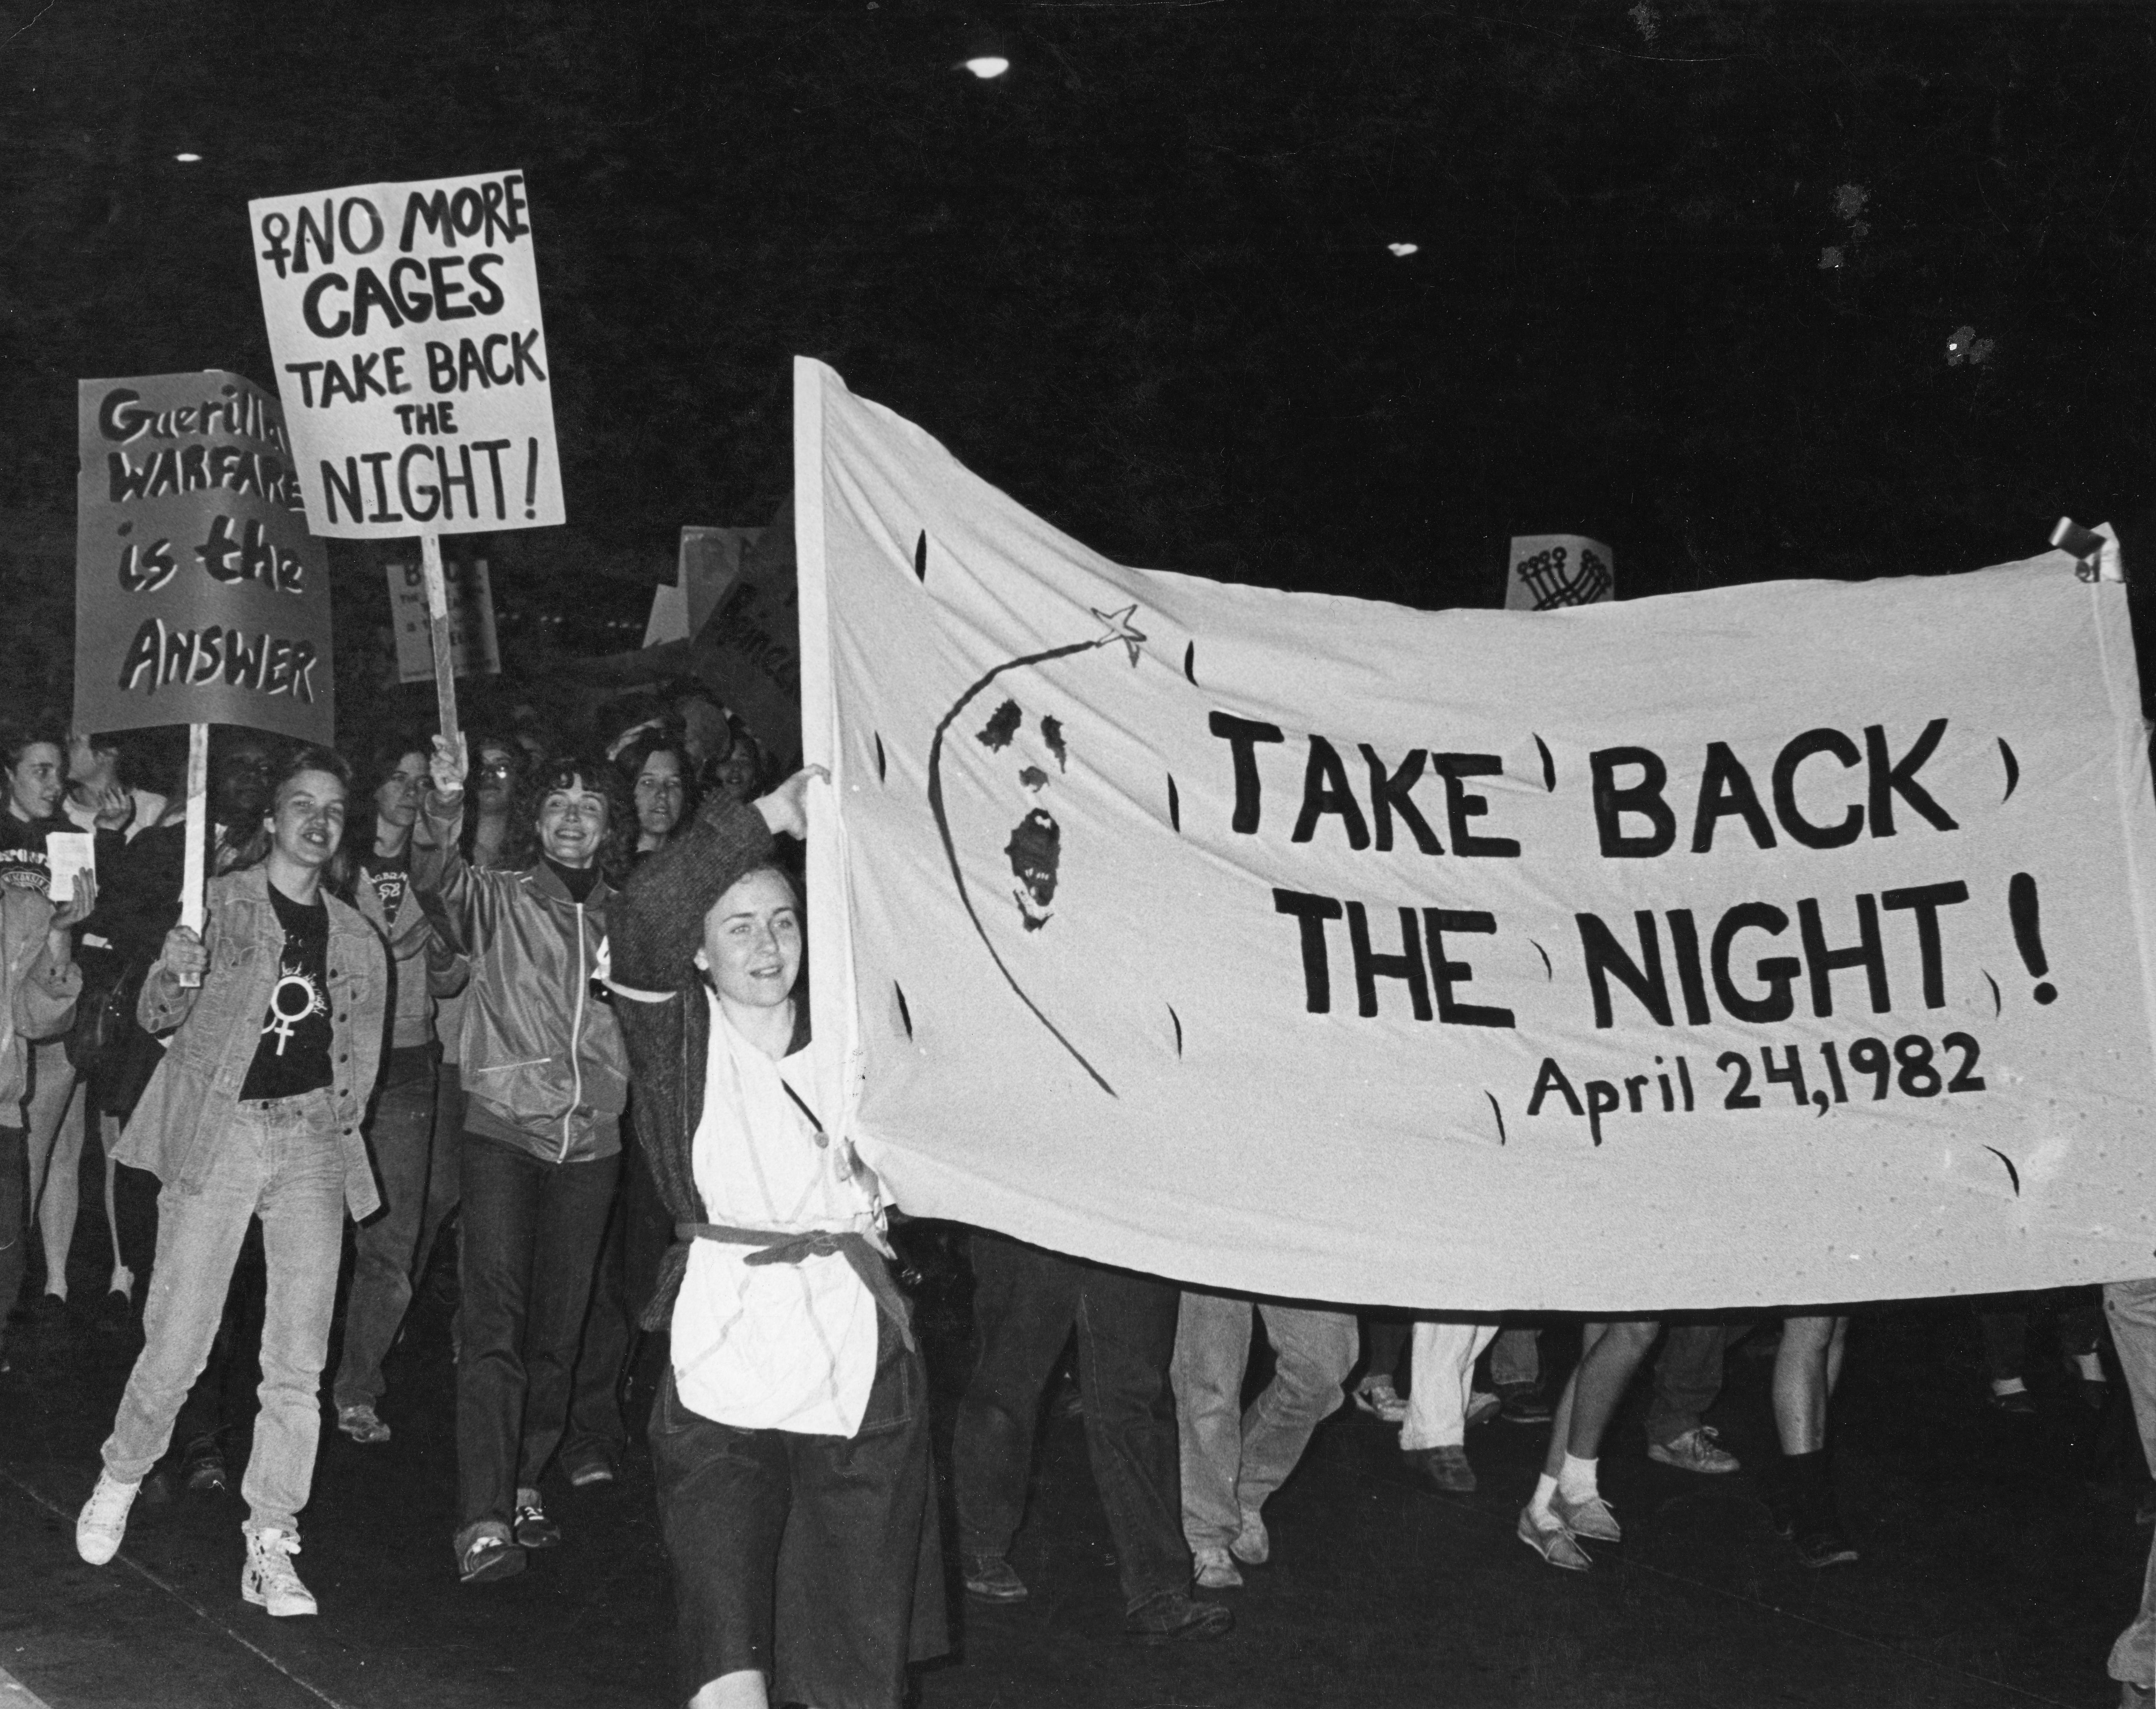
[5,1,2153,727]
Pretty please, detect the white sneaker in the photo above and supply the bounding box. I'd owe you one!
[1192,1545,1243,1589]
[1229,1507,1269,1565]
[242,1528,318,1617]
[76,1471,140,1565]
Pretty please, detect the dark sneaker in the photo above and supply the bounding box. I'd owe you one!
[1794,1523,1861,1568]
[512,1491,561,1550]
[961,1552,1028,1603]
[1403,1445,1476,1493]
[1125,1588,1233,1641]
[1761,1482,1796,1540]
[183,1436,229,1495]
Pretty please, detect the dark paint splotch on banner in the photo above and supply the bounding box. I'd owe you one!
[74,371,334,744]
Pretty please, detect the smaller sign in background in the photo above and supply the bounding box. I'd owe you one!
[387,556,499,683]
[1504,533,1615,611]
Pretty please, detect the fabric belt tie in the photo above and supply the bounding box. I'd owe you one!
[676,1222,916,1351]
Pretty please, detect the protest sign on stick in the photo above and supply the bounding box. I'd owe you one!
[794,357,2156,1312]
[74,370,332,950]
[387,554,499,684]
[248,168,563,747]
[1505,533,1615,610]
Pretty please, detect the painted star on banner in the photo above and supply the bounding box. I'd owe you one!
[1091,604,1147,668]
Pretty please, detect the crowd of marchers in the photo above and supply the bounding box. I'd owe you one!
[0,694,2151,1709]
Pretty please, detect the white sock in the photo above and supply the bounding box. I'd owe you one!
[1557,1453,1599,1502]
[1528,1472,1560,1519]
[2075,1352,2105,1382]
[1991,1376,2027,1397]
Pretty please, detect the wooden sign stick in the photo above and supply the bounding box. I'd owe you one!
[176,721,209,985]
[421,532,463,757]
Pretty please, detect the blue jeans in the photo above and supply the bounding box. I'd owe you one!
[101,1090,347,1534]
[332,1048,457,1412]
[952,1231,1188,1608]
[1172,1292,1355,1550]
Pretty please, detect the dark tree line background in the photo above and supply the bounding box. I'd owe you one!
[3,0,2153,738]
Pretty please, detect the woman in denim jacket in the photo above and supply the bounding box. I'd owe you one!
[75,747,387,1620]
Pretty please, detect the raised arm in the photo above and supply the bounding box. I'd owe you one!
[410,731,484,947]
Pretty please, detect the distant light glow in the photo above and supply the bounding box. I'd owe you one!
[963,56,1010,79]
[174,152,203,163]
[1387,242,1419,257]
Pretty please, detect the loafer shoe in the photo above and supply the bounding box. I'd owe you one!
[961,1553,1028,1603]
[1648,1426,1739,1475]
[1553,1490,1622,1543]
[1794,1523,1860,1568]
[1517,1506,1592,1572]
[1351,1378,1409,1425]
[1193,1545,1242,1589]
[1497,1383,1554,1425]
[1125,1587,1232,1641]
[1465,1389,1502,1428]
[457,1527,526,1586]
[1404,1445,1476,1493]
[336,1403,392,1445]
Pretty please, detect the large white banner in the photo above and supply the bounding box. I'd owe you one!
[795,358,2156,1310]
[248,169,564,538]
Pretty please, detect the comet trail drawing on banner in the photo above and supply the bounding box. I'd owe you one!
[924,603,1148,1098]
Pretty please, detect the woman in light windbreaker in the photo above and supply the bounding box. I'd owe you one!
[412,733,632,1586]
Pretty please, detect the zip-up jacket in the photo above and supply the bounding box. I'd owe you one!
[121,865,388,1218]
[0,888,82,1113]
[411,790,627,1165]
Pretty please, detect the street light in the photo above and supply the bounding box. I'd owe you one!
[1387,242,1419,257]
[963,55,1010,79]
[174,152,203,163]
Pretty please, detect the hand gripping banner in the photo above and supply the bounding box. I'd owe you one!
[794,358,2156,1311]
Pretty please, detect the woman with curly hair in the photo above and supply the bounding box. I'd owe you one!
[412,734,635,1584]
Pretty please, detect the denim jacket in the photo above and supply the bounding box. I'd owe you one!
[117,865,389,1219]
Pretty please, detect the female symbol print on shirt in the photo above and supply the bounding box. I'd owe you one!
[925,604,1146,1097]
[262,953,328,1052]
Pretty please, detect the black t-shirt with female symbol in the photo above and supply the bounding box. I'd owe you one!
[239,882,334,1100]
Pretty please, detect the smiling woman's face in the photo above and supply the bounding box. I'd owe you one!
[266,769,347,869]
[699,868,802,1013]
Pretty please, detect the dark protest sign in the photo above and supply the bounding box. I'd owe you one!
[794,357,2156,1313]
[689,495,803,764]
[247,169,563,540]
[74,372,334,742]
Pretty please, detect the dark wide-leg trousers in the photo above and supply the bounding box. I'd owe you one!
[649,1313,946,1709]
[951,1229,1188,1608]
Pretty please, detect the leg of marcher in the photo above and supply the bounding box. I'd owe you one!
[101,1121,133,1300]
[1490,1326,1540,1389]
[512,1152,621,1513]
[1399,1320,1498,1492]
[648,1369,787,1709]
[562,1166,633,1483]
[1171,1290,1254,1560]
[951,1232,1081,1583]
[1071,1262,1192,1611]
[2106,1279,2156,1701]
[769,1322,943,1709]
[239,1102,347,1538]
[331,1050,437,1428]
[24,1051,81,1302]
[1768,1313,1856,1568]
[0,1127,26,1362]
[1646,1320,1741,1471]
[1236,1304,1357,1521]
[456,1137,544,1558]
[1518,1318,1658,1567]
[1354,1315,1411,1421]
